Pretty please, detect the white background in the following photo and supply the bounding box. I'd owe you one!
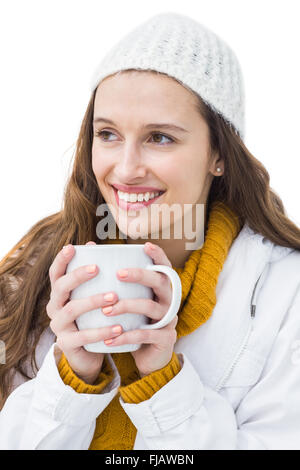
[0,0,299,260]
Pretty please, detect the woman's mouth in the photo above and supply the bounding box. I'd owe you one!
[111,186,165,211]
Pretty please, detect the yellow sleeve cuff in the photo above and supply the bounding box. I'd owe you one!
[119,352,181,404]
[57,352,114,394]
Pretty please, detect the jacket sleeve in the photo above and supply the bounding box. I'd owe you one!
[119,289,300,450]
[0,343,121,450]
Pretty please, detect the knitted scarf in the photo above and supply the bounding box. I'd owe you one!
[58,200,241,449]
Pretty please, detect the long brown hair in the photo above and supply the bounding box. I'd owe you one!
[1,70,300,409]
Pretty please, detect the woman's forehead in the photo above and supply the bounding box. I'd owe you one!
[93,72,201,128]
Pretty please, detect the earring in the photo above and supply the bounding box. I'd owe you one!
[216,167,222,173]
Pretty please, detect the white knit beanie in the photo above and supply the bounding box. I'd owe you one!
[90,12,245,140]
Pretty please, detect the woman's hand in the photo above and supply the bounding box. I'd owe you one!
[102,242,179,377]
[46,241,124,385]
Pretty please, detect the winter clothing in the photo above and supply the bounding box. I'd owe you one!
[56,200,240,449]
[90,12,245,140]
[1,204,300,449]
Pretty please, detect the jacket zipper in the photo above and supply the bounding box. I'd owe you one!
[215,269,265,391]
[250,264,270,318]
[250,276,260,318]
[216,320,253,391]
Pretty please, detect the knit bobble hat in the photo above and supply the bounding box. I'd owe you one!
[90,12,245,140]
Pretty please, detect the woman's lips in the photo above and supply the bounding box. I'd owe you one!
[112,186,165,211]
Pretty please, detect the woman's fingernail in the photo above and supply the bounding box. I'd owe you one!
[118,269,128,278]
[104,293,114,301]
[112,325,122,334]
[105,339,114,345]
[147,243,155,250]
[102,306,113,314]
[86,264,97,273]
[63,245,72,255]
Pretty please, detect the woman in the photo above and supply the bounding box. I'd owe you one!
[0,12,300,450]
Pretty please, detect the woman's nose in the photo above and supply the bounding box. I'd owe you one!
[115,145,147,179]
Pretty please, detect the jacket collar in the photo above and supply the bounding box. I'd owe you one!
[174,222,294,390]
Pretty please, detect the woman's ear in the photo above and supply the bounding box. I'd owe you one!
[208,152,224,176]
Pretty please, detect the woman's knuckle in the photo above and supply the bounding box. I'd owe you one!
[56,335,65,349]
[157,302,166,319]
[116,299,125,311]
[73,268,83,283]
[131,329,141,341]
[148,300,162,318]
[48,265,55,281]
[53,278,64,297]
[49,319,56,333]
[46,301,53,318]
[157,273,168,288]
[133,268,143,281]
[90,294,101,309]
[62,301,73,317]
[78,330,89,343]
[171,329,177,342]
[148,330,156,342]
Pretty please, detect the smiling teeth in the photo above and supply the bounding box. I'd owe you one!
[118,190,160,203]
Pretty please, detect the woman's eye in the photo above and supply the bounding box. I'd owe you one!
[95,130,174,145]
[95,130,117,141]
[149,133,174,145]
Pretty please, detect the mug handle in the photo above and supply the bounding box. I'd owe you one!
[139,265,182,330]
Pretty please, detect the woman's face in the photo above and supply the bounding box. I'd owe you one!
[92,71,222,240]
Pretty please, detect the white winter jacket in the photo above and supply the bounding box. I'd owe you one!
[0,223,300,450]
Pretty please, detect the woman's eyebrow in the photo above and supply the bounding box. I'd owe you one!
[93,117,188,133]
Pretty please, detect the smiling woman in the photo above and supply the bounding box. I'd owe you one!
[91,69,221,258]
[0,11,300,451]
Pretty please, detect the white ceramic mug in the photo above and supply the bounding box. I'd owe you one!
[66,244,182,353]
